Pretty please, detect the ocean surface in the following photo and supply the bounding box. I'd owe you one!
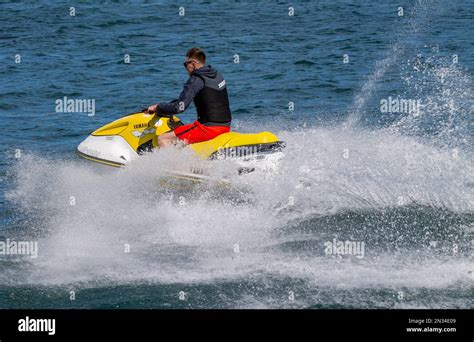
[0,0,472,308]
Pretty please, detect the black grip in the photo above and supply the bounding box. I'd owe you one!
[139,107,174,119]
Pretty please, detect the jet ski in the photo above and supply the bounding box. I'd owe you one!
[76,110,285,178]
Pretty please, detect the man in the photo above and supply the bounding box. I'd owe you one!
[147,47,232,147]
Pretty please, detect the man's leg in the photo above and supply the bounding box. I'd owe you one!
[158,131,179,147]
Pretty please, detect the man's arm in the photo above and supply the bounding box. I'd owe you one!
[156,76,204,115]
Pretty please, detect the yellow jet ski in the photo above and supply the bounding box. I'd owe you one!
[76,111,285,169]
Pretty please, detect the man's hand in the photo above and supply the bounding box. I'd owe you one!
[146,104,158,114]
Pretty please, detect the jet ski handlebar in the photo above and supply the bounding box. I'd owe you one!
[139,108,175,119]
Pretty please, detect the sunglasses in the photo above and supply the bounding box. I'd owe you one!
[183,59,197,68]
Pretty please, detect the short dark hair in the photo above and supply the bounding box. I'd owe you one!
[186,47,206,64]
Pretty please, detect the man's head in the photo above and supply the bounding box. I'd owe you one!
[184,47,205,75]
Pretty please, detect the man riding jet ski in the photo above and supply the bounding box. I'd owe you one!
[147,47,232,147]
[76,48,284,170]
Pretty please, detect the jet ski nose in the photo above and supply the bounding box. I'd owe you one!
[77,135,138,167]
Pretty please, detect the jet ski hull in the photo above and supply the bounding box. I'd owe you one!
[76,112,285,168]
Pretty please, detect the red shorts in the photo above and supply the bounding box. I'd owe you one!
[174,121,230,144]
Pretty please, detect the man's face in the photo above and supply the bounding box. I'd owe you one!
[183,59,199,75]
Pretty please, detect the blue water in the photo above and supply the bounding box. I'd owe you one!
[0,1,472,308]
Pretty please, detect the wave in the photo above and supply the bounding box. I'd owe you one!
[2,125,472,289]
